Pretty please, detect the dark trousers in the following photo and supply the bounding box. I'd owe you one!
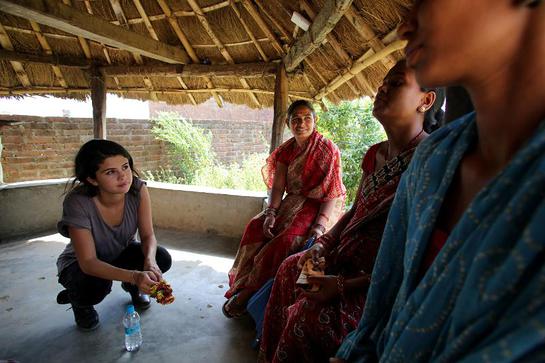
[58,242,172,307]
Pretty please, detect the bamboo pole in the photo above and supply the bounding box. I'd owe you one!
[314,40,406,100]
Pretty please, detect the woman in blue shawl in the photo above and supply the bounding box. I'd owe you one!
[333,0,545,362]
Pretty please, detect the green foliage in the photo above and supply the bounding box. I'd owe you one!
[193,153,267,192]
[149,111,267,191]
[317,98,386,206]
[142,168,184,184]
[150,112,215,183]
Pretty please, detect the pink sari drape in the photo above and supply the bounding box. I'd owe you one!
[226,131,345,299]
[259,142,419,363]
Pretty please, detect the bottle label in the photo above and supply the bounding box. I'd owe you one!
[125,323,141,335]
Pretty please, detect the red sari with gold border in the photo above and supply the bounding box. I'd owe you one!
[258,141,419,363]
[226,130,345,299]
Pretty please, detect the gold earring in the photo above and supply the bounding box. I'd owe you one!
[418,106,426,113]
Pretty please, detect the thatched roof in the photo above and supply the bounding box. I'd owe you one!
[0,0,410,108]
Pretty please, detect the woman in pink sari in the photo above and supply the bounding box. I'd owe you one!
[223,100,346,318]
[259,61,445,362]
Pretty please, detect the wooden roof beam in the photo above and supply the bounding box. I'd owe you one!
[299,0,372,97]
[343,6,396,69]
[241,0,284,56]
[176,76,197,106]
[102,62,278,78]
[186,0,261,108]
[0,21,32,87]
[0,48,90,67]
[29,21,68,88]
[314,40,406,101]
[229,1,268,62]
[284,0,353,72]
[155,0,223,107]
[0,0,189,64]
[0,49,279,78]
[0,86,314,100]
[133,0,159,41]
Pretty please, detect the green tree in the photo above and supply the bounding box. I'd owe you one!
[150,112,215,183]
[316,98,386,206]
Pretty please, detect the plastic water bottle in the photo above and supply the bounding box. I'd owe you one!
[123,304,142,352]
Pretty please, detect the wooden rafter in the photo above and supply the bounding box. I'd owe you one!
[254,0,292,45]
[107,0,157,99]
[0,86,314,100]
[176,76,197,106]
[0,21,31,87]
[186,0,261,107]
[133,0,159,41]
[156,0,223,107]
[299,0,373,98]
[284,0,353,72]
[0,49,279,79]
[109,0,128,28]
[229,1,268,62]
[102,62,278,78]
[314,40,406,101]
[61,0,92,63]
[343,6,396,69]
[1,25,291,49]
[241,0,284,56]
[29,21,68,88]
[0,0,190,64]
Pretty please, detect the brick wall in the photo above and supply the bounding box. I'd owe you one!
[0,115,170,183]
[190,119,271,165]
[150,100,274,165]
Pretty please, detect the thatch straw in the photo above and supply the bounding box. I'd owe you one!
[0,0,409,106]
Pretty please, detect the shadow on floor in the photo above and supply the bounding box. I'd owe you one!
[0,229,256,363]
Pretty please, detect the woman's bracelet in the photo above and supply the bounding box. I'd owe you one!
[337,275,345,296]
[131,270,138,285]
[264,207,278,217]
[313,223,326,234]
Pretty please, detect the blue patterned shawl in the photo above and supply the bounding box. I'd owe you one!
[337,113,545,362]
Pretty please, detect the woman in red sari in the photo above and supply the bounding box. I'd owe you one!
[258,61,445,362]
[223,100,346,318]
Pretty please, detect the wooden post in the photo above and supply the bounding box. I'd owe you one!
[270,62,288,154]
[90,66,106,139]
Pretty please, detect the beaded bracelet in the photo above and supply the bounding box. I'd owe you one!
[337,275,345,296]
[264,207,278,217]
[313,223,326,234]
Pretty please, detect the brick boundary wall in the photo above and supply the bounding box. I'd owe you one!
[0,115,274,183]
[190,118,272,165]
[0,115,170,183]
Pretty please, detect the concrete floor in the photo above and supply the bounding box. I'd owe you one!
[0,229,258,363]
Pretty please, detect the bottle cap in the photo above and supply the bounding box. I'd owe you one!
[127,304,135,314]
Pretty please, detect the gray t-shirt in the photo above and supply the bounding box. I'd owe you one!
[56,178,145,274]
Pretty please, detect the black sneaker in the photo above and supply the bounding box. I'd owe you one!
[121,282,151,310]
[72,305,100,331]
[56,290,70,305]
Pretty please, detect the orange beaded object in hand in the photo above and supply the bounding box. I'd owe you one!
[150,279,175,305]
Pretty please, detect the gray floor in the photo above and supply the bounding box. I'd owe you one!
[0,229,258,363]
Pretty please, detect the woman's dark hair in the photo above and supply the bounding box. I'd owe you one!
[421,86,446,133]
[286,100,316,125]
[66,139,139,196]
